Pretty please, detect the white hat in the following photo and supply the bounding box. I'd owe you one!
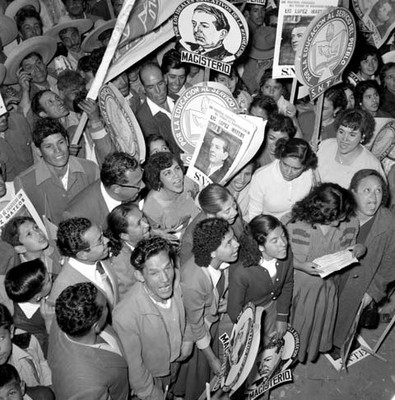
[81,19,116,53]
[4,36,57,84]
[45,19,93,41]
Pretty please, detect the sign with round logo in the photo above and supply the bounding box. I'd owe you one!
[99,83,146,163]
[173,0,249,74]
[222,303,263,394]
[371,120,395,161]
[172,82,239,158]
[295,7,356,100]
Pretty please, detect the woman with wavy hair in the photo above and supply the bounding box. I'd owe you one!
[143,151,199,242]
[286,183,365,362]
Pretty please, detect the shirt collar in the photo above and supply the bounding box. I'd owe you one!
[35,156,85,185]
[146,96,174,119]
[100,182,121,213]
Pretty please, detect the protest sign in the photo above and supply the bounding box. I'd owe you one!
[0,190,46,234]
[173,0,249,74]
[353,0,395,48]
[98,83,146,163]
[295,7,356,100]
[273,0,339,79]
[171,82,239,163]
[186,102,265,188]
[246,326,299,400]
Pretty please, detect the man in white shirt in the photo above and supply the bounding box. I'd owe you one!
[64,151,145,229]
[48,282,129,399]
[48,217,119,308]
[135,62,181,156]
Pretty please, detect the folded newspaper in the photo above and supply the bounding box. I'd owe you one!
[187,102,265,188]
[313,249,358,278]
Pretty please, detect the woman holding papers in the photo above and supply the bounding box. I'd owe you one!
[333,169,395,349]
[285,183,364,362]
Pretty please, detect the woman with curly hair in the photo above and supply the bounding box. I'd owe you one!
[248,137,318,221]
[286,183,365,362]
[317,108,385,189]
[228,215,293,346]
[180,183,244,265]
[180,218,239,400]
[142,151,199,241]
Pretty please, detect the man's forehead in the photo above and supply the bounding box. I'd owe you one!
[60,27,80,37]
[22,53,42,66]
[141,67,164,85]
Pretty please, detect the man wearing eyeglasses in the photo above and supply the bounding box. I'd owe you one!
[64,151,145,230]
[48,217,119,309]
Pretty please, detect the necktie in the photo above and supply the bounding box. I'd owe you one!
[95,262,114,308]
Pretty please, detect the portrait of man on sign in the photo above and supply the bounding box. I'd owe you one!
[186,4,235,62]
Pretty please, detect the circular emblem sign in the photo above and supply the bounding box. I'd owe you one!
[99,83,146,163]
[295,7,356,100]
[173,0,249,73]
[172,82,238,157]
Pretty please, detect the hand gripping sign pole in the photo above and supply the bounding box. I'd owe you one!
[71,0,137,147]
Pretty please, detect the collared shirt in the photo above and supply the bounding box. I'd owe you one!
[146,96,174,119]
[259,257,277,279]
[18,302,40,319]
[61,163,70,190]
[207,163,223,178]
[100,182,121,213]
[66,330,122,357]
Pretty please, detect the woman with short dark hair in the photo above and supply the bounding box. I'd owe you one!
[286,183,364,362]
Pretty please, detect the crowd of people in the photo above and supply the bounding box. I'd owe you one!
[0,1,394,400]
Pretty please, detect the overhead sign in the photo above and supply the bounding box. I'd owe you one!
[173,0,249,74]
[295,7,356,100]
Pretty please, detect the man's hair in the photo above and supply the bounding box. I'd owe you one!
[0,364,21,388]
[56,217,92,258]
[194,4,230,32]
[56,282,104,337]
[88,47,106,74]
[144,152,183,191]
[100,152,139,188]
[31,90,51,117]
[77,55,92,73]
[139,61,162,87]
[32,118,68,148]
[15,8,43,33]
[161,49,189,75]
[0,303,13,331]
[57,70,86,92]
[131,236,174,272]
[1,216,35,247]
[21,51,43,67]
[5,259,47,303]
[192,218,230,267]
[210,135,230,154]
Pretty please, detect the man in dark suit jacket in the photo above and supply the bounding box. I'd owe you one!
[48,217,119,309]
[135,63,181,156]
[49,282,129,400]
[63,151,144,229]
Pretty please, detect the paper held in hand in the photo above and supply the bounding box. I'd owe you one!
[313,249,358,278]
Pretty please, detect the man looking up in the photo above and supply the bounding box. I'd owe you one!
[113,236,192,400]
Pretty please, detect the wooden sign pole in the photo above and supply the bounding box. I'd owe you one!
[71,0,136,146]
[311,94,324,151]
